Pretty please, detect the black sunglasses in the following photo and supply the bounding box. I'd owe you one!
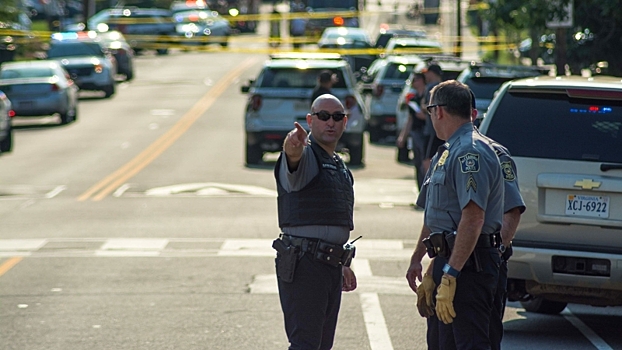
[312,110,346,122]
[426,104,447,114]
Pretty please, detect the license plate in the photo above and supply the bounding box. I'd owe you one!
[565,194,609,218]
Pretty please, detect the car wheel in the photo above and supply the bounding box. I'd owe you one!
[0,125,13,153]
[103,84,115,98]
[125,69,134,81]
[220,39,229,48]
[246,143,263,165]
[520,297,567,314]
[59,104,77,124]
[368,127,382,143]
[348,138,364,166]
[156,48,169,55]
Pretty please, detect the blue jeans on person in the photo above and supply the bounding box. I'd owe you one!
[277,253,343,350]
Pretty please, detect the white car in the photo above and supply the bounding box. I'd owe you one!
[383,37,443,57]
[241,53,368,166]
[360,55,425,143]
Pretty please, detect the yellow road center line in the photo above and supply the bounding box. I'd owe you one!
[0,257,23,277]
[78,57,258,202]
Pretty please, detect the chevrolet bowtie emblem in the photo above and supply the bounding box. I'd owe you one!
[574,179,601,190]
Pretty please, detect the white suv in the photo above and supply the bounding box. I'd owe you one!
[479,75,622,314]
[361,55,425,143]
[241,53,368,166]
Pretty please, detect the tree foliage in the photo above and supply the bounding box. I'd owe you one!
[479,0,622,76]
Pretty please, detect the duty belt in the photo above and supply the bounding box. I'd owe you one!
[280,234,355,267]
[476,232,501,248]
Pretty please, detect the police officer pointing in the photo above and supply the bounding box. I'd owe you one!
[406,80,504,349]
[273,94,358,350]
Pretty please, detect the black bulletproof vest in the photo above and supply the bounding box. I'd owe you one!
[275,137,354,230]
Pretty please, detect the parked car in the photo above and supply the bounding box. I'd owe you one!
[93,31,135,81]
[374,27,427,49]
[88,7,176,55]
[318,27,376,80]
[0,90,13,153]
[359,55,425,143]
[0,60,79,124]
[172,9,231,48]
[240,53,368,166]
[479,75,622,314]
[456,62,550,116]
[382,37,443,57]
[48,33,117,98]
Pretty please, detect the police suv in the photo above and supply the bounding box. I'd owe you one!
[241,53,368,166]
[479,75,622,314]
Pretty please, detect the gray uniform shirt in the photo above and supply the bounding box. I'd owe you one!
[277,141,350,244]
[417,127,526,215]
[419,123,504,234]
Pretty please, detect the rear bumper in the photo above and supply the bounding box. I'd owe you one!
[508,245,622,306]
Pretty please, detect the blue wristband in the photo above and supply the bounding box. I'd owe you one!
[443,263,460,278]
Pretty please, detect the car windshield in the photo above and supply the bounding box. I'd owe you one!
[466,77,516,99]
[1,68,54,79]
[485,90,622,163]
[258,68,347,89]
[48,42,104,58]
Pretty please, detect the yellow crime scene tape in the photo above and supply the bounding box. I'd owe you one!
[0,3,521,57]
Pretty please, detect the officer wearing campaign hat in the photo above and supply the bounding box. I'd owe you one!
[406,80,504,349]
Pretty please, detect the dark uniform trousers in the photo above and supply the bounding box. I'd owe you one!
[427,248,501,350]
[277,253,343,350]
[489,258,509,350]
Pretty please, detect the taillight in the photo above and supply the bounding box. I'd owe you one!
[51,84,60,92]
[345,96,356,109]
[8,110,15,118]
[372,84,384,97]
[333,16,344,26]
[251,95,262,111]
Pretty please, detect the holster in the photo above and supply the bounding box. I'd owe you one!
[272,238,299,283]
[422,231,454,258]
[315,241,356,267]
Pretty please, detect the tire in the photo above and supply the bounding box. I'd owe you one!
[348,138,364,166]
[125,69,134,81]
[103,84,115,98]
[156,48,169,55]
[368,127,382,143]
[246,143,263,165]
[520,297,567,315]
[59,105,76,125]
[0,125,12,153]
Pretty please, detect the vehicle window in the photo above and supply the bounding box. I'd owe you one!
[1,68,54,79]
[465,77,516,99]
[384,63,417,80]
[258,68,347,89]
[485,91,622,163]
[48,43,104,58]
[308,0,358,9]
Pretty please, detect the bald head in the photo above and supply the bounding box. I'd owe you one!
[311,94,343,112]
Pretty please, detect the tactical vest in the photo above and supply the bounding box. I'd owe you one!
[275,138,354,230]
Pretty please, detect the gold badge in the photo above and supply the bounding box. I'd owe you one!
[434,150,449,172]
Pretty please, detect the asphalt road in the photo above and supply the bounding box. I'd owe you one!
[1,1,621,349]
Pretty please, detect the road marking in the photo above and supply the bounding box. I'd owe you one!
[77,57,258,201]
[0,257,23,277]
[562,308,613,350]
[45,185,66,198]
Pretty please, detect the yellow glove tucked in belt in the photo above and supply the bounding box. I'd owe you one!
[435,275,457,324]
[416,273,435,318]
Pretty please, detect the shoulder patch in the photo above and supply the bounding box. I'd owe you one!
[501,161,516,181]
[459,153,480,173]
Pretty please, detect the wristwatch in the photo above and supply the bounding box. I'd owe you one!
[499,243,507,254]
[442,263,460,278]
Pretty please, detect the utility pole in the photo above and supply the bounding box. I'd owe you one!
[455,0,462,58]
